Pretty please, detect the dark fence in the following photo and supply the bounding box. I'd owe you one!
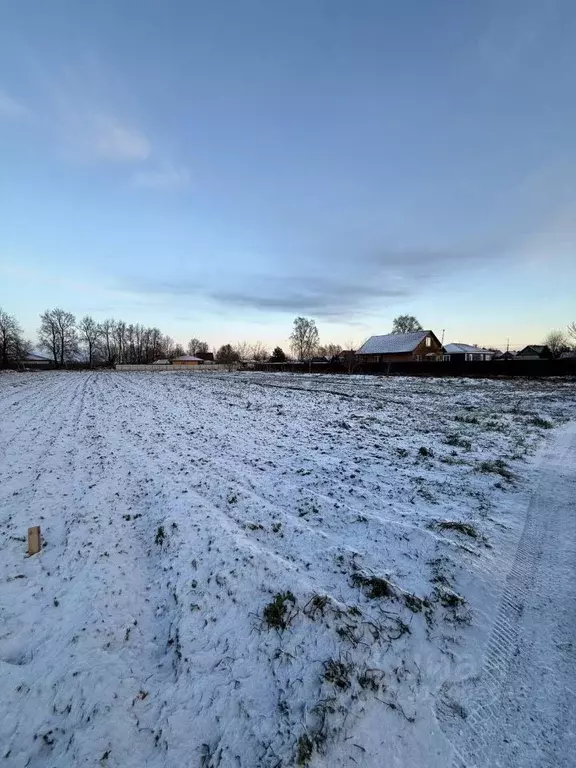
[254,359,576,378]
[2,361,113,371]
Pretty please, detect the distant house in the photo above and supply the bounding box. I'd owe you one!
[516,345,552,360]
[194,351,215,363]
[152,359,172,365]
[496,351,516,361]
[172,355,203,367]
[355,331,443,363]
[334,350,356,368]
[443,343,494,362]
[18,352,52,369]
[335,350,355,362]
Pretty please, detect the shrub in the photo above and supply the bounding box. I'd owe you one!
[479,459,513,480]
[532,417,553,429]
[297,734,314,766]
[436,521,478,538]
[323,659,352,690]
[445,434,472,450]
[351,573,394,599]
[263,592,297,630]
[455,414,479,425]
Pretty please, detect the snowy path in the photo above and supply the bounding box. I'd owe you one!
[1,372,575,767]
[439,423,576,768]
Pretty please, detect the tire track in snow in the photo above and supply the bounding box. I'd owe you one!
[438,423,576,768]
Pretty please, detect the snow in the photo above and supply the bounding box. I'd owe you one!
[443,344,493,356]
[356,331,429,355]
[437,422,576,768]
[1,371,575,767]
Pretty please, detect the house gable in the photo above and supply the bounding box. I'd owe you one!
[356,331,443,362]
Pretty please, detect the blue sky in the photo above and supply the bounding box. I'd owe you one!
[1,0,575,352]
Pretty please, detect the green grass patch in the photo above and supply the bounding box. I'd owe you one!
[351,572,394,599]
[532,416,553,429]
[479,459,513,480]
[436,520,478,538]
[263,592,297,630]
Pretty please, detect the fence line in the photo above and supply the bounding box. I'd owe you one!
[115,364,231,372]
[254,359,576,378]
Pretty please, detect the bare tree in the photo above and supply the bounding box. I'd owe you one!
[187,337,200,355]
[568,322,576,346]
[161,335,175,359]
[187,337,209,356]
[125,324,136,363]
[289,317,319,360]
[317,343,342,358]
[250,341,269,362]
[544,330,569,359]
[38,308,77,367]
[132,324,143,362]
[392,315,423,334]
[233,341,251,361]
[12,334,31,364]
[38,310,58,366]
[149,328,162,362]
[0,307,26,367]
[173,343,185,358]
[114,321,127,364]
[99,319,118,365]
[78,316,102,368]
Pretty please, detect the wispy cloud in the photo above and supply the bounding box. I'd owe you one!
[52,97,152,163]
[91,116,151,161]
[0,89,28,118]
[477,5,553,76]
[2,56,189,185]
[6,57,151,162]
[131,163,190,190]
[120,247,479,319]
[206,249,477,317]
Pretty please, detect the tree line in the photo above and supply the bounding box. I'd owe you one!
[0,306,293,368]
[1,306,575,368]
[40,310,199,367]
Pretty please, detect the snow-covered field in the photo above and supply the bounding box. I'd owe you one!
[1,371,575,768]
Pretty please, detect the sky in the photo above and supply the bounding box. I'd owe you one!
[1,0,575,352]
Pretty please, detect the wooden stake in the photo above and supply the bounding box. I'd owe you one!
[27,526,41,556]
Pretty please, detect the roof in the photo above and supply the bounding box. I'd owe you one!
[152,359,171,365]
[517,345,551,357]
[356,331,430,355]
[444,343,493,356]
[173,355,203,362]
[518,345,546,354]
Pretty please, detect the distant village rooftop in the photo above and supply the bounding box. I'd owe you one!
[444,343,493,356]
[356,331,432,355]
